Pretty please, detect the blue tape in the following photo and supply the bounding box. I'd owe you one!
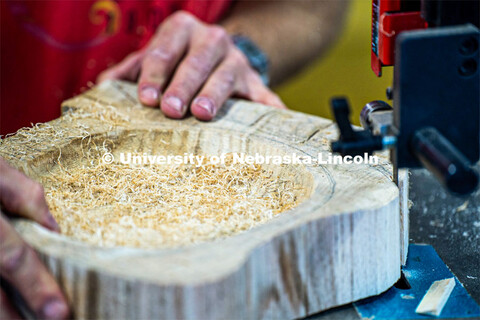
[354,244,480,319]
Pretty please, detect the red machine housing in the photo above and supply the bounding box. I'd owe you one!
[371,0,427,76]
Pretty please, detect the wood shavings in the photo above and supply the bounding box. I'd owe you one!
[63,101,131,124]
[1,101,306,249]
[45,153,306,249]
[0,101,124,162]
[455,200,469,212]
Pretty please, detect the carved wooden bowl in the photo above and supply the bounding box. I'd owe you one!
[0,81,408,319]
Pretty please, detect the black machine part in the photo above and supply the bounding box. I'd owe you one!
[330,98,384,157]
[411,127,479,195]
[392,24,479,169]
[421,0,479,28]
[360,100,394,136]
[330,95,480,195]
[330,24,479,195]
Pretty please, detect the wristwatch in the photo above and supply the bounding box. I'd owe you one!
[231,35,270,86]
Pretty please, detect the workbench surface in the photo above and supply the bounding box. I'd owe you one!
[309,167,480,319]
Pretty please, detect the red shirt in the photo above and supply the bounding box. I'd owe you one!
[1,0,231,135]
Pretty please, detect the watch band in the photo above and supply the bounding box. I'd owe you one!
[231,35,270,86]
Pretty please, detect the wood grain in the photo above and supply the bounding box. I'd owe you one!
[416,278,455,316]
[0,80,409,319]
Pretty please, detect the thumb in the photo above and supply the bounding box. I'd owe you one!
[96,51,145,84]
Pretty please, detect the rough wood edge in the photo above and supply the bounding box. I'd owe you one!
[1,80,410,319]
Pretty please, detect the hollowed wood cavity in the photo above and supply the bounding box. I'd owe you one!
[31,129,315,249]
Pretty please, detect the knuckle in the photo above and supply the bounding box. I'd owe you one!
[186,54,211,76]
[169,11,196,27]
[207,26,228,44]
[1,242,28,272]
[215,70,236,91]
[140,69,164,85]
[146,47,175,64]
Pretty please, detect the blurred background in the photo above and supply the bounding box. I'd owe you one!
[275,0,394,125]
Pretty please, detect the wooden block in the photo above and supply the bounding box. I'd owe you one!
[0,80,410,319]
[416,277,456,317]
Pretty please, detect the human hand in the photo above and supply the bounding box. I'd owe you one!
[97,11,286,121]
[0,158,69,320]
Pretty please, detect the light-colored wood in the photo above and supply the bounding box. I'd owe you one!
[398,169,410,265]
[416,277,455,316]
[0,80,409,319]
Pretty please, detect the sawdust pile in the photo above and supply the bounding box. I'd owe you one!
[45,155,305,249]
[1,101,306,249]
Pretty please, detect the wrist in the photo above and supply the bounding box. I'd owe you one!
[231,35,270,86]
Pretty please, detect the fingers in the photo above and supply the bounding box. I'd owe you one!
[0,289,21,320]
[99,10,287,117]
[243,72,287,109]
[191,50,286,120]
[0,159,59,232]
[0,215,69,320]
[190,51,240,121]
[96,50,144,84]
[137,12,195,107]
[160,26,229,118]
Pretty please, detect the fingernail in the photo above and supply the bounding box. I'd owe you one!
[194,97,215,116]
[42,300,68,320]
[164,96,185,114]
[140,87,159,104]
